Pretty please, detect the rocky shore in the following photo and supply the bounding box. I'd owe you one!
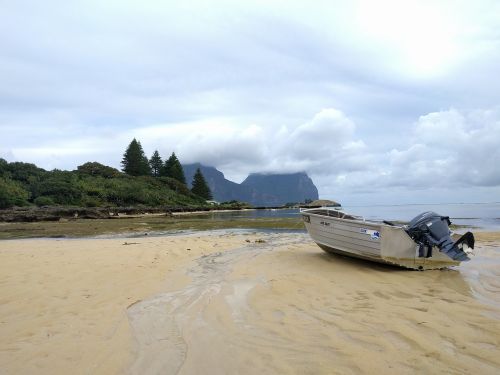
[0,205,237,223]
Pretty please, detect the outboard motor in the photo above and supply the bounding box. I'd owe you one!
[406,211,474,261]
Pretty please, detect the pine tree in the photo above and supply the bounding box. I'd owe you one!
[149,150,163,177]
[121,138,151,176]
[164,152,186,184]
[191,168,212,200]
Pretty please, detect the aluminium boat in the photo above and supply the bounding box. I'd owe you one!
[301,207,474,270]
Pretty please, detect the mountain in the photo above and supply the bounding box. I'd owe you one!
[183,163,252,202]
[241,172,319,206]
[183,164,319,206]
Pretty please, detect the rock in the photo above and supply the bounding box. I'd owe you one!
[183,164,319,207]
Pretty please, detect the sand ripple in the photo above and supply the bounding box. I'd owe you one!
[127,234,500,375]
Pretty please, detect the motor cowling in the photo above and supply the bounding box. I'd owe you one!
[406,211,473,261]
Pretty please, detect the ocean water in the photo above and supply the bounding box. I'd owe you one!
[196,203,500,231]
[211,203,499,231]
[343,202,500,231]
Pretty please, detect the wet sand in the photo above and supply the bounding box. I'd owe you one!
[1,231,499,374]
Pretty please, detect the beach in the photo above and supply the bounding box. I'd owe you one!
[1,231,499,374]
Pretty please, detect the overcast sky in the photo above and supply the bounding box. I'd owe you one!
[1,0,499,204]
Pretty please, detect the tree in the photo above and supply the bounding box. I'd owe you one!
[149,150,163,177]
[121,138,151,176]
[0,177,30,208]
[32,170,83,205]
[163,152,186,184]
[0,158,8,177]
[76,162,121,178]
[191,168,212,200]
[5,161,46,187]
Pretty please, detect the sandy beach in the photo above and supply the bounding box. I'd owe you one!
[1,231,499,374]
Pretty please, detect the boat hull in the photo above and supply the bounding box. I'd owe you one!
[301,209,460,270]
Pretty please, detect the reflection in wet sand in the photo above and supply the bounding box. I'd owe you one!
[460,242,500,314]
[127,233,500,375]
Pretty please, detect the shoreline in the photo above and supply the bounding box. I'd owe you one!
[0,214,305,241]
[0,206,297,223]
[1,228,499,243]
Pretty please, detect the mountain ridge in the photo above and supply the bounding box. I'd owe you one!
[183,163,319,206]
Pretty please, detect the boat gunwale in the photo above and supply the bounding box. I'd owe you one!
[300,207,397,228]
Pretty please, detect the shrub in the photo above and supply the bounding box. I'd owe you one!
[0,177,30,208]
[34,196,55,207]
[76,162,122,178]
[34,179,82,205]
[82,197,100,207]
[6,162,46,187]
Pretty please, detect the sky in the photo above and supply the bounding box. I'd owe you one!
[1,0,499,205]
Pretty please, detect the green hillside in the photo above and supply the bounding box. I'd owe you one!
[0,159,204,209]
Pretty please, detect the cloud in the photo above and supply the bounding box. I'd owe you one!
[327,107,500,197]
[134,120,269,169]
[118,108,367,181]
[387,108,500,187]
[1,1,499,203]
[3,106,498,197]
[268,109,370,175]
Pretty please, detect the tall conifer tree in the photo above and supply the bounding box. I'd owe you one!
[149,150,163,177]
[191,168,212,200]
[164,152,186,184]
[121,138,151,176]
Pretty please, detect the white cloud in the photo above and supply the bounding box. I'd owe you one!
[127,108,367,180]
[398,108,500,187]
[288,108,356,157]
[1,1,499,203]
[4,106,499,200]
[326,107,500,199]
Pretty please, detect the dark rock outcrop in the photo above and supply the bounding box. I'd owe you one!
[183,164,319,207]
[241,172,319,206]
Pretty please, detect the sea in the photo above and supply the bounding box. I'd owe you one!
[218,203,500,231]
[344,202,500,231]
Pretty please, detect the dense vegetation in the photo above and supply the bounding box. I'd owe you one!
[0,159,203,209]
[0,139,214,209]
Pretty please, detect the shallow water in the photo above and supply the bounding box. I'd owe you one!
[459,242,500,313]
[206,203,500,230]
